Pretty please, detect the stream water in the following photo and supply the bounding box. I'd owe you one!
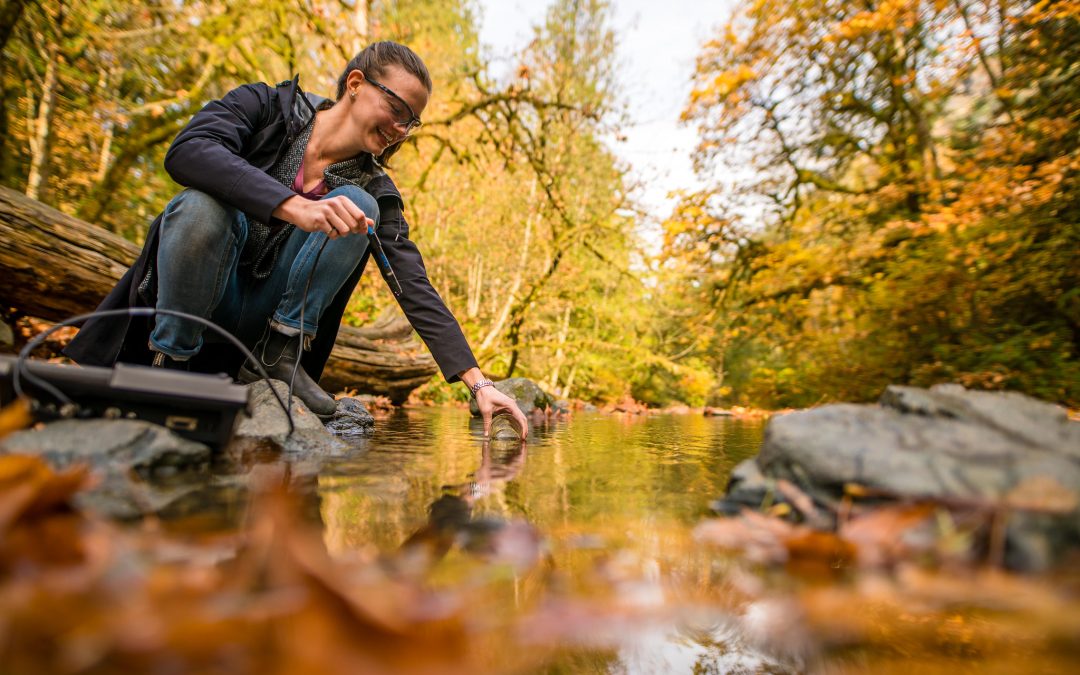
[179,406,1077,673]
[312,407,793,673]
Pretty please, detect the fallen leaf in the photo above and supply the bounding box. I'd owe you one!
[1003,475,1079,513]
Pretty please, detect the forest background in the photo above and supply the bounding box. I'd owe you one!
[0,0,1076,409]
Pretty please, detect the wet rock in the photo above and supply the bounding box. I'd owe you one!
[468,377,552,416]
[758,386,1080,505]
[489,413,525,441]
[704,407,734,417]
[324,397,374,436]
[716,459,771,513]
[732,384,1080,570]
[231,380,345,455]
[0,418,213,519]
[0,418,210,475]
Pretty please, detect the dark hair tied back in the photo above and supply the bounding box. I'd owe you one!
[336,41,432,99]
[336,41,431,166]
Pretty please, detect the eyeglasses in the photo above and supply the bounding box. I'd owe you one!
[367,78,422,135]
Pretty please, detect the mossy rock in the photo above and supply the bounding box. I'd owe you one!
[469,377,553,417]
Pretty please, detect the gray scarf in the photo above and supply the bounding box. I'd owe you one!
[242,110,384,279]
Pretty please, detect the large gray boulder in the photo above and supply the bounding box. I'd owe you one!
[468,377,552,417]
[0,418,213,519]
[758,384,1080,503]
[726,384,1080,570]
[0,418,211,475]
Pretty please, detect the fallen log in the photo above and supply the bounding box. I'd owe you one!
[0,186,436,402]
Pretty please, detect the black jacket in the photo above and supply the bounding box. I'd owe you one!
[65,77,478,384]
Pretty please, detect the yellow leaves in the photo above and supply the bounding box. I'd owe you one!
[689,63,757,111]
[1024,0,1080,23]
[710,63,757,98]
[829,0,911,41]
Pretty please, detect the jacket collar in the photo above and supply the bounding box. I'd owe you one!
[276,75,324,142]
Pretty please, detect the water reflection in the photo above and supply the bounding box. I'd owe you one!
[317,409,762,557]
[314,408,772,673]
[399,438,542,573]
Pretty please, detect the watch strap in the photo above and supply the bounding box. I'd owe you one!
[469,379,495,397]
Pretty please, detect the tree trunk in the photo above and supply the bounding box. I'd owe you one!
[0,186,436,402]
[26,44,58,201]
[545,304,572,394]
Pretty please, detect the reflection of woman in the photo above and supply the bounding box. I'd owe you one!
[66,41,528,433]
[401,439,531,566]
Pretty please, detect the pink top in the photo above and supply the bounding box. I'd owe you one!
[292,158,328,200]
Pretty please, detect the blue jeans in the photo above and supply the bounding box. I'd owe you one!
[149,186,376,359]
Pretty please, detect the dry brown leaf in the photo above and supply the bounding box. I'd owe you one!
[0,455,89,532]
[1003,475,1079,513]
[695,513,790,564]
[840,503,938,567]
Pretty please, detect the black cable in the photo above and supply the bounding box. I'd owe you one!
[14,307,296,437]
[287,236,330,419]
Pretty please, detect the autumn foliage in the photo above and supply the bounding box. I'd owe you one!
[662,0,1080,408]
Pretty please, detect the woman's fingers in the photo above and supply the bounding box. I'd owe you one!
[321,197,368,235]
[292,196,370,237]
[325,209,351,237]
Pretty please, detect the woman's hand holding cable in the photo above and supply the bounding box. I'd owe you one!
[273,195,373,239]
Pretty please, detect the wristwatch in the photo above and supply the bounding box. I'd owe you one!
[469,379,495,397]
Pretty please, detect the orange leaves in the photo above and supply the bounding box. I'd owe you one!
[0,455,88,529]
[828,0,918,42]
[702,64,758,101]
[1003,475,1079,514]
[0,460,526,675]
[695,501,956,571]
[695,509,855,569]
[0,454,92,575]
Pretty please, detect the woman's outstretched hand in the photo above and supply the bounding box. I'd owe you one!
[460,368,529,439]
[274,195,373,239]
[474,385,530,439]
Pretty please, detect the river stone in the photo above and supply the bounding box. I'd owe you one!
[879,384,1080,460]
[324,397,374,436]
[758,391,1080,503]
[231,380,345,455]
[717,458,770,513]
[749,384,1080,570]
[0,418,213,520]
[468,377,551,417]
[0,418,211,474]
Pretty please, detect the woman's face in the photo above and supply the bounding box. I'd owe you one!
[346,65,429,156]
